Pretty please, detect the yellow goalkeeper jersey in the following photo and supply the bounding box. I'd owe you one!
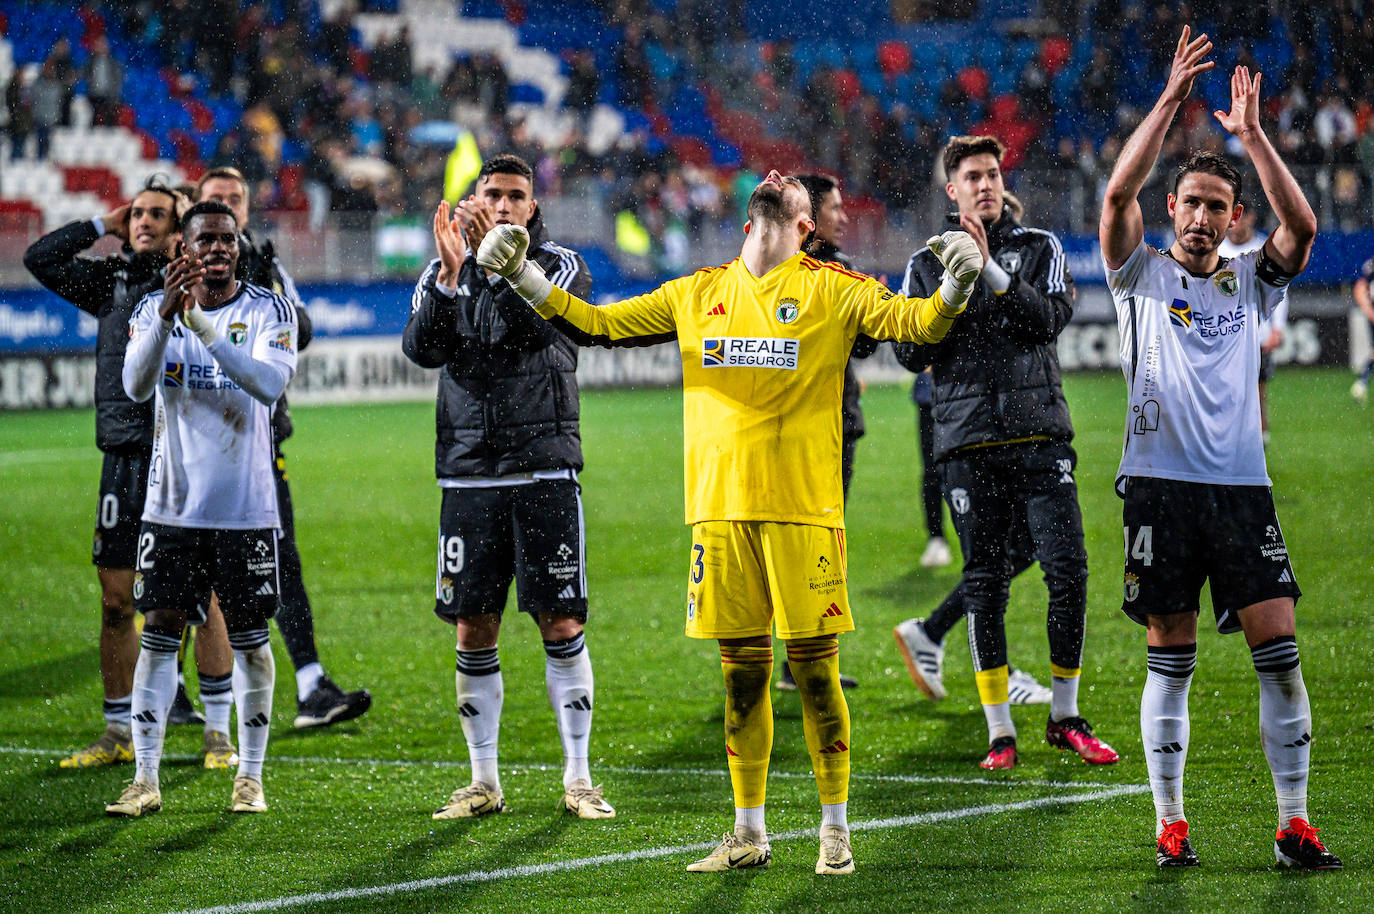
[536,251,962,527]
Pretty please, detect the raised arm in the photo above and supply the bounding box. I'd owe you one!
[1213,67,1317,276]
[1100,27,1215,269]
[477,224,677,340]
[123,256,200,400]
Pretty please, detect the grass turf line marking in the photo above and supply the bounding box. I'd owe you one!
[164,784,1148,914]
[0,447,91,467]
[0,745,1120,790]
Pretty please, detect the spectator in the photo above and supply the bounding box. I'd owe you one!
[30,61,62,160]
[5,69,31,160]
[85,38,124,127]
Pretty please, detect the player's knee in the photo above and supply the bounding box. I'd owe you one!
[100,599,134,629]
[456,613,501,650]
[534,612,583,643]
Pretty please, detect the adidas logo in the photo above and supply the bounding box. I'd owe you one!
[706,302,726,316]
[819,739,849,754]
[821,603,844,618]
[255,581,276,596]
[133,710,158,724]
[558,585,576,599]
[1277,569,1293,583]
[1153,741,1185,754]
[244,712,270,728]
[1284,732,1312,748]
[563,696,592,711]
[458,702,480,718]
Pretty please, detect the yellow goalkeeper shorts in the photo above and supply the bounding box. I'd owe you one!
[684,520,853,640]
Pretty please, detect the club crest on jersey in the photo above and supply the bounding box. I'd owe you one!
[228,322,248,345]
[1168,298,1192,328]
[687,591,696,621]
[439,577,454,605]
[997,250,1022,274]
[163,362,184,387]
[702,337,799,369]
[1213,270,1239,296]
[774,298,800,324]
[133,572,145,600]
[949,487,970,515]
[1123,572,1140,603]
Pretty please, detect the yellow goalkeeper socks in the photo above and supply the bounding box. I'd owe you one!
[786,636,850,806]
[719,643,774,809]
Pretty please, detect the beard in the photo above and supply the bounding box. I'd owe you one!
[1176,228,1219,256]
[747,183,788,224]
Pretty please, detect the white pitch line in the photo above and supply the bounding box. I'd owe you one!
[0,447,91,467]
[164,784,1148,914]
[0,745,1122,790]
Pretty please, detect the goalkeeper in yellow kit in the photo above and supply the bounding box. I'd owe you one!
[477,171,983,875]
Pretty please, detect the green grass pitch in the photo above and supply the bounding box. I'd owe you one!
[1,368,1371,913]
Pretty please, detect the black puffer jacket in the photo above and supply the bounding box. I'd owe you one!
[238,231,311,445]
[892,207,1075,462]
[402,210,593,478]
[807,239,878,439]
[23,220,167,453]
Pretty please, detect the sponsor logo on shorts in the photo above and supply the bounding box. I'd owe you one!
[547,541,580,581]
[1214,270,1239,296]
[817,555,830,572]
[1123,572,1140,603]
[774,298,800,324]
[228,322,248,345]
[702,337,799,369]
[246,539,275,575]
[439,576,454,605]
[133,572,144,600]
[949,487,970,514]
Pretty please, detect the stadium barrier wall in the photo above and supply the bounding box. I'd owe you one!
[0,281,1363,411]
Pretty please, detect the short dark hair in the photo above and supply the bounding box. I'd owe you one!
[942,135,1005,177]
[181,200,238,232]
[135,175,189,227]
[1173,151,1243,206]
[478,154,535,186]
[795,173,838,223]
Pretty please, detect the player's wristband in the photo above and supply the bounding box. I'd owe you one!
[181,304,219,345]
[505,258,553,305]
[981,260,1011,294]
[938,273,974,312]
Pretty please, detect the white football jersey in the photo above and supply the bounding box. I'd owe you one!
[1105,242,1283,486]
[1219,230,1288,335]
[129,283,297,529]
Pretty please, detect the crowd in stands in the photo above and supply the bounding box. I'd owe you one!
[3,0,1373,254]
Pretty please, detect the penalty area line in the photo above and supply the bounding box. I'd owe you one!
[164,784,1148,914]
[0,745,1121,790]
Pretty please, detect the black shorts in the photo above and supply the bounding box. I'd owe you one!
[133,523,280,630]
[92,451,149,568]
[1121,476,1300,633]
[434,479,588,624]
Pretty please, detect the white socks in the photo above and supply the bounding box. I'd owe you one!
[1142,644,1195,832]
[131,626,182,788]
[544,633,594,789]
[199,671,234,735]
[1050,674,1080,722]
[983,702,1015,743]
[821,801,848,830]
[1253,636,1310,827]
[456,647,503,791]
[735,803,766,837]
[229,630,274,783]
[295,661,325,702]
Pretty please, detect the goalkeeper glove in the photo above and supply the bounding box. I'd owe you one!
[476,224,553,305]
[927,231,984,311]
